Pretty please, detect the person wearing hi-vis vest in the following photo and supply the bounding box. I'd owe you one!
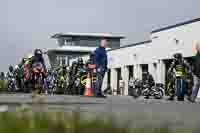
[167,53,191,101]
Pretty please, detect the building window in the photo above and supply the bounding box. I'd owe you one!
[64,39,75,46]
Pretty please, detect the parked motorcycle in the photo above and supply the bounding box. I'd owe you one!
[129,79,143,98]
[142,81,164,99]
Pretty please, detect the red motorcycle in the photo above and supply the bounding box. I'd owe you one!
[22,64,31,93]
[32,63,46,94]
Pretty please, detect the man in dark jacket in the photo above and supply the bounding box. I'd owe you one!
[94,39,108,98]
[188,42,200,102]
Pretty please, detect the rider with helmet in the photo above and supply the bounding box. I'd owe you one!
[6,65,17,91]
[31,49,46,71]
[66,61,79,95]
[57,65,69,94]
[77,57,86,95]
[7,65,15,79]
[14,64,22,90]
[30,49,47,93]
[142,71,155,99]
[167,53,192,101]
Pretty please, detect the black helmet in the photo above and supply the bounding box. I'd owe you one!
[173,53,182,59]
[34,49,43,57]
[72,61,77,65]
[0,72,4,76]
[62,65,67,69]
[78,57,83,64]
[9,65,13,72]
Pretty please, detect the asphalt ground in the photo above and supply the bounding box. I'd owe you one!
[0,94,200,129]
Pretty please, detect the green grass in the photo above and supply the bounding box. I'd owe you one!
[0,104,198,133]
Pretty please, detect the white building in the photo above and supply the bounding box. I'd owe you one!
[102,18,200,96]
[47,33,124,69]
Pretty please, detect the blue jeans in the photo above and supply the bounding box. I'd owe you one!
[192,75,200,98]
[95,67,105,96]
[175,78,184,97]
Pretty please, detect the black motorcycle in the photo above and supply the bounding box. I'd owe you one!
[46,75,56,95]
[142,81,164,99]
[7,76,17,92]
[129,79,143,98]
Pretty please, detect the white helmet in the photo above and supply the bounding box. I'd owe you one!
[15,65,19,70]
[27,54,33,59]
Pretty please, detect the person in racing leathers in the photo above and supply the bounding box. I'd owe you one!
[6,65,17,91]
[31,49,46,71]
[14,64,22,91]
[167,53,192,101]
[77,57,86,95]
[142,71,155,99]
[66,61,79,95]
[31,49,47,93]
[21,54,33,92]
[6,65,15,80]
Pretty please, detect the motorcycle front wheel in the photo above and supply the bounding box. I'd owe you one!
[132,87,141,98]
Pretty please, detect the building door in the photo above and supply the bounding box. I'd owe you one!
[141,64,148,80]
[107,69,111,89]
[127,65,134,80]
[116,68,121,95]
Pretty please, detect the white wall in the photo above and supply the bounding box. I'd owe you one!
[107,20,200,95]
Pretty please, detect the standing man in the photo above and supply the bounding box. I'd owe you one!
[188,42,200,102]
[94,38,108,98]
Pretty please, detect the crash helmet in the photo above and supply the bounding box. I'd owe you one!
[62,64,67,70]
[173,53,182,60]
[27,54,33,59]
[15,65,19,70]
[48,69,52,75]
[9,65,14,72]
[72,61,77,65]
[78,57,83,64]
[34,49,43,58]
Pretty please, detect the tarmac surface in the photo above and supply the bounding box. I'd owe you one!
[0,94,200,129]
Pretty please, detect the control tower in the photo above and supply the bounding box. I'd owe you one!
[47,33,125,68]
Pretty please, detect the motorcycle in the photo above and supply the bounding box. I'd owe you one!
[46,75,56,95]
[7,76,17,92]
[129,79,143,98]
[22,64,31,93]
[151,83,165,99]
[57,75,69,94]
[32,63,46,94]
[142,81,164,99]
[72,76,81,95]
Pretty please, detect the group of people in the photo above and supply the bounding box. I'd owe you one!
[0,38,109,98]
[4,38,200,102]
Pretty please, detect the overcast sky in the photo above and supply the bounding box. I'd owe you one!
[0,0,200,71]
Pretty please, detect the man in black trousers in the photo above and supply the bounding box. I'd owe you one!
[94,39,108,98]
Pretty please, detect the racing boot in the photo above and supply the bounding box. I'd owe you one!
[167,96,174,101]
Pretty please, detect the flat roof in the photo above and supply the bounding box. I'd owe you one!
[151,18,200,33]
[107,40,151,51]
[51,32,125,39]
[47,46,111,53]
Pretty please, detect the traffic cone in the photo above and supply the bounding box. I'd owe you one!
[84,73,93,96]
